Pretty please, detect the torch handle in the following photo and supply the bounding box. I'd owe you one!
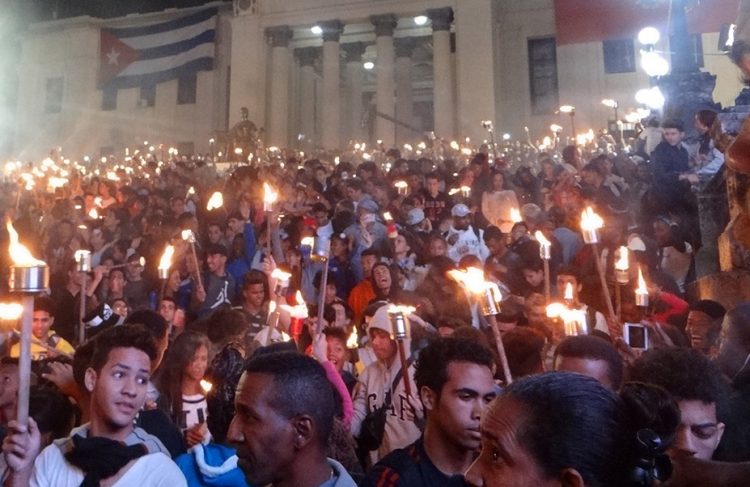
[487,314,513,386]
[79,273,87,346]
[615,283,622,323]
[190,243,203,291]
[266,212,272,259]
[543,259,551,304]
[17,296,33,427]
[316,260,330,336]
[397,340,412,397]
[592,243,617,323]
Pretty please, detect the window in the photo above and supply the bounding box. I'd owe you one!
[102,86,117,111]
[45,77,64,113]
[528,37,559,115]
[140,84,156,107]
[603,39,636,74]
[177,73,197,105]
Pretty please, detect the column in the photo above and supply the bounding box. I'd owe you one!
[295,47,319,148]
[266,26,293,147]
[319,20,344,150]
[394,37,416,145]
[343,42,367,143]
[370,14,398,148]
[427,7,455,139]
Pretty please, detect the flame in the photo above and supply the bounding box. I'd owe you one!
[448,267,488,295]
[510,208,522,223]
[206,191,224,211]
[460,185,471,195]
[448,187,460,196]
[181,229,194,242]
[0,303,22,321]
[383,212,393,222]
[187,186,195,195]
[346,326,359,349]
[263,182,278,204]
[394,181,408,190]
[281,290,308,319]
[200,380,213,393]
[580,207,604,232]
[450,141,460,150]
[534,231,550,248]
[88,208,98,219]
[6,220,45,266]
[158,245,175,271]
[564,282,574,301]
[461,148,473,156]
[546,302,567,318]
[636,267,648,296]
[271,268,291,283]
[615,246,629,271]
[268,301,276,314]
[387,304,417,315]
[301,236,315,248]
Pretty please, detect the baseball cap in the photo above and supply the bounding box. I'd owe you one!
[406,208,425,226]
[451,204,471,217]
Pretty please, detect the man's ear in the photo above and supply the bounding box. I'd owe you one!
[84,367,97,393]
[292,415,315,449]
[420,386,436,412]
[559,467,585,487]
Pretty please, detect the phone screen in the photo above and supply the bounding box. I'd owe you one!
[626,324,648,349]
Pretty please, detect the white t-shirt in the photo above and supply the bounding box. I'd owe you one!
[31,447,186,487]
[182,393,209,431]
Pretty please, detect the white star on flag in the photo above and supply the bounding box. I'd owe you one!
[106,47,120,65]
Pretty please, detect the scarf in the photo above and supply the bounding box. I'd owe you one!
[65,435,148,487]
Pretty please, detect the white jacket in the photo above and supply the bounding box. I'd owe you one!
[446,225,489,263]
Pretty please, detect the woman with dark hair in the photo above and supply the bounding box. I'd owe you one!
[465,373,677,487]
[389,230,421,290]
[156,330,212,448]
[481,170,520,233]
[693,109,724,178]
[369,261,400,303]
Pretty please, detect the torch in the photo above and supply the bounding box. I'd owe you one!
[394,181,409,196]
[449,267,513,385]
[635,267,649,311]
[181,230,203,291]
[535,231,552,304]
[74,250,91,346]
[108,256,146,270]
[6,220,49,428]
[266,268,291,341]
[281,291,309,345]
[510,208,522,224]
[158,244,175,300]
[387,304,415,396]
[614,246,629,322]
[580,207,616,321]
[263,182,278,258]
[312,237,331,336]
[206,191,224,211]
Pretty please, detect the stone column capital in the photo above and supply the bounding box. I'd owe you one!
[266,25,293,47]
[370,14,398,37]
[342,42,367,63]
[319,20,344,42]
[394,37,417,58]
[426,7,454,31]
[295,46,319,67]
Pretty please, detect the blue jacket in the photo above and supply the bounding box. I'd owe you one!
[176,443,251,487]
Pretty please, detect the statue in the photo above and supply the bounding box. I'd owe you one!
[216,107,258,162]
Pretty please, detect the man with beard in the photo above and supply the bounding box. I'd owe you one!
[227,352,356,487]
[363,338,496,486]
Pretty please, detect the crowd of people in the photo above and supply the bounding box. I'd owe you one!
[0,109,746,486]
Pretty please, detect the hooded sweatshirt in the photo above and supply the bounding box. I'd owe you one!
[175,443,249,487]
[351,305,423,465]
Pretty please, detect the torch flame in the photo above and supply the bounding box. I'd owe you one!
[281,290,308,319]
[564,282,574,301]
[88,208,98,219]
[158,245,175,272]
[615,246,629,272]
[346,326,359,349]
[6,220,45,266]
[0,303,23,321]
[387,304,417,315]
[394,181,408,190]
[200,380,213,393]
[206,191,224,211]
[263,182,278,205]
[301,236,315,248]
[636,267,648,295]
[580,207,604,232]
[271,268,291,282]
[383,212,393,222]
[510,208,522,223]
[181,229,195,242]
[546,302,567,319]
[448,267,489,295]
[534,231,550,247]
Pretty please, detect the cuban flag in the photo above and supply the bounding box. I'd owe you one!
[99,8,217,89]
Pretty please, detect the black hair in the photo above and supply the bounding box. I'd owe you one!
[242,269,270,302]
[29,386,76,439]
[205,307,249,345]
[89,324,157,373]
[361,247,381,260]
[500,372,675,487]
[629,347,726,407]
[553,335,624,389]
[414,337,494,397]
[661,119,684,132]
[34,296,56,317]
[242,352,336,446]
[556,264,581,282]
[125,310,169,340]
[503,327,545,378]
[72,337,98,390]
[483,225,504,242]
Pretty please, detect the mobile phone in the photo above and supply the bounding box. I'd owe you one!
[624,323,649,350]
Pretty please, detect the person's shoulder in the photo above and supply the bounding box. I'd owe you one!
[361,444,421,487]
[129,424,170,455]
[125,452,187,485]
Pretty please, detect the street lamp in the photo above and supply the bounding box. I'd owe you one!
[558,105,577,141]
